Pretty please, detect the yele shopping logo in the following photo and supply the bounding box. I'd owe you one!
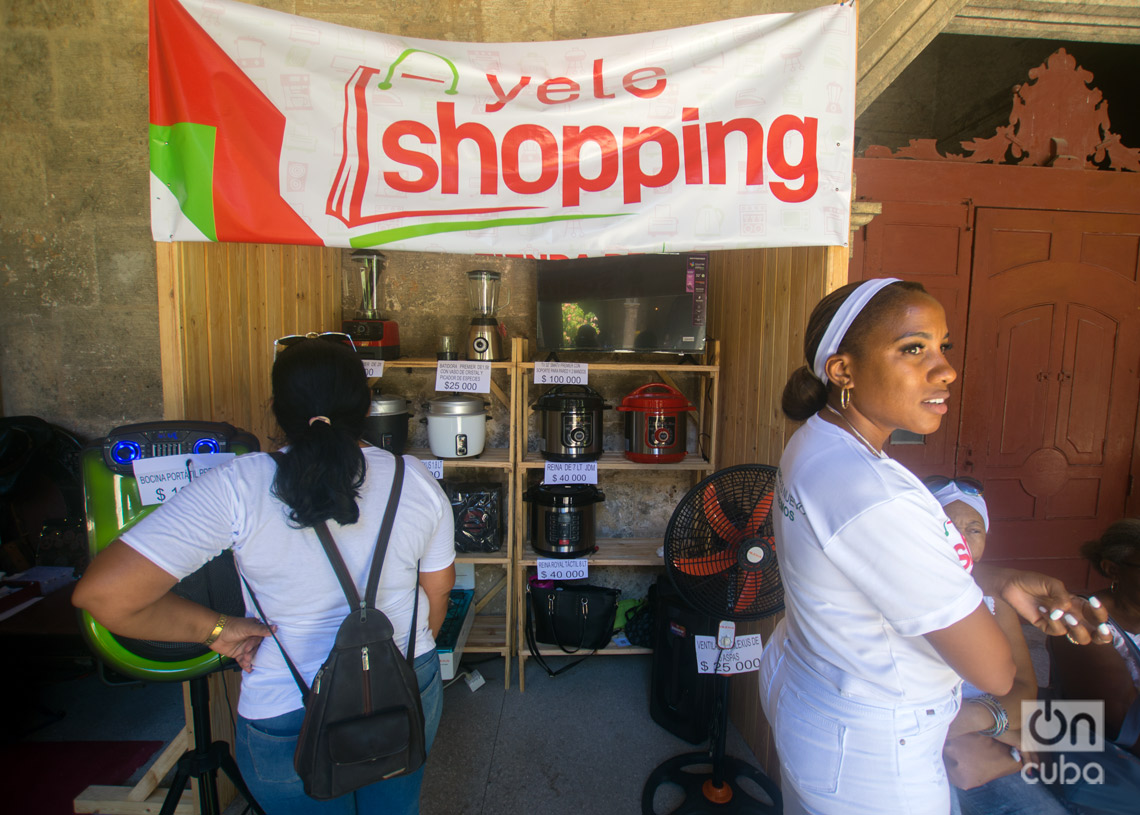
[1020,700,1105,785]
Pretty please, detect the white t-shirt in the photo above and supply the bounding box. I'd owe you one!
[773,414,983,704]
[121,448,455,720]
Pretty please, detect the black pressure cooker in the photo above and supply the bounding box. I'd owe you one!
[524,483,605,557]
[362,392,411,454]
[532,384,609,462]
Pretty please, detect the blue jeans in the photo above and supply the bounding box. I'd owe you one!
[234,650,443,815]
[953,771,1071,815]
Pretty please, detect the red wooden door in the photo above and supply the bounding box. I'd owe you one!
[959,208,1140,582]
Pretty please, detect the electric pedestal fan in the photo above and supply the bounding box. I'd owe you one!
[642,464,784,815]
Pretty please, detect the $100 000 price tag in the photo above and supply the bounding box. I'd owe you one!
[533,361,587,386]
[694,633,764,675]
[536,558,589,581]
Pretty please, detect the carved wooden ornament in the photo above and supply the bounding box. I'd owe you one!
[865,49,1140,171]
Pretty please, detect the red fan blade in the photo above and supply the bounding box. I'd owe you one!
[702,483,745,545]
[744,491,774,537]
[673,549,735,577]
[733,570,766,614]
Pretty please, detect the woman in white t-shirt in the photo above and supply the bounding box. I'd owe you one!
[73,335,455,815]
[758,278,1104,815]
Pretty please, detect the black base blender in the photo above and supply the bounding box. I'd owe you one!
[343,249,401,360]
[466,269,508,361]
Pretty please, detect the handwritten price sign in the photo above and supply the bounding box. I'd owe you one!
[435,361,492,394]
[536,558,589,581]
[543,461,598,485]
[694,633,765,675]
[533,361,588,386]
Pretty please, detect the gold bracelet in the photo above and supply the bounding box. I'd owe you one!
[203,613,228,646]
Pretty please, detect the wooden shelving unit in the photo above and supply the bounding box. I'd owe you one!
[513,341,720,690]
[368,339,523,688]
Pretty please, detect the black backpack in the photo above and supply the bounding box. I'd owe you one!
[247,453,426,800]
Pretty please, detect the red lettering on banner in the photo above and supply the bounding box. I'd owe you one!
[681,107,703,184]
[485,75,532,112]
[537,77,580,104]
[382,121,438,192]
[622,127,679,204]
[767,115,818,203]
[438,102,498,194]
[502,125,559,194]
[623,67,666,98]
[706,118,764,185]
[592,59,616,99]
[562,126,619,207]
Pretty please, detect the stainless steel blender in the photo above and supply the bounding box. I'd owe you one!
[465,270,509,361]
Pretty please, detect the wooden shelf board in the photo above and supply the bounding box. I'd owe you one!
[407,447,513,469]
[373,357,515,371]
[520,362,716,373]
[519,450,712,470]
[519,538,663,566]
[522,643,653,657]
[464,615,507,651]
[454,551,509,565]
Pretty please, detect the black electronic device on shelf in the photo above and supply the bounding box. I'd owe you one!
[642,464,784,815]
[444,482,502,553]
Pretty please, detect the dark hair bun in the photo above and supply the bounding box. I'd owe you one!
[782,366,828,422]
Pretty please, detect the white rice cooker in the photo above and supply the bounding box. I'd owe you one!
[425,394,489,459]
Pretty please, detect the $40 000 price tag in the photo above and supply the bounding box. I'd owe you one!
[543,461,597,484]
[694,633,764,675]
[533,361,587,386]
[536,558,589,581]
[436,360,492,394]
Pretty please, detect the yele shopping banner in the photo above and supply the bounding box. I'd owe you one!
[150,0,856,254]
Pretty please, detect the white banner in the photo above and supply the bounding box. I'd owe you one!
[150,0,855,254]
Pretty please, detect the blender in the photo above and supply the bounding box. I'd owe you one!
[343,249,401,359]
[466,270,509,361]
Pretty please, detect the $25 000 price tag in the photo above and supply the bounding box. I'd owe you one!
[132,453,235,506]
[536,558,589,581]
[435,361,492,394]
[694,633,765,675]
[533,361,588,386]
[543,461,597,484]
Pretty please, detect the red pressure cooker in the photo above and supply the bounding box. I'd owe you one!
[617,383,695,464]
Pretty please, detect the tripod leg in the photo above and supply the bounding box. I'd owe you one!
[217,745,265,815]
[159,768,192,815]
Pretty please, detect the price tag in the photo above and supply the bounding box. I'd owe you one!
[536,558,589,581]
[543,461,597,485]
[362,359,385,378]
[694,633,765,675]
[421,459,444,480]
[533,361,588,386]
[132,453,236,506]
[435,361,492,394]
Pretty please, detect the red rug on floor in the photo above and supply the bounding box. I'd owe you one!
[0,739,163,815]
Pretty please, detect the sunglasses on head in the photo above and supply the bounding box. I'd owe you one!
[273,332,357,355]
[922,475,984,496]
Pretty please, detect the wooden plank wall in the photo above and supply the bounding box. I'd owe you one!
[155,242,343,447]
[706,245,848,777]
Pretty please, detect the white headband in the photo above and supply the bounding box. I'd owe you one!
[930,483,990,532]
[813,277,901,383]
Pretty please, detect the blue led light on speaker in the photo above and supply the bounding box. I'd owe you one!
[193,437,221,454]
[111,440,142,465]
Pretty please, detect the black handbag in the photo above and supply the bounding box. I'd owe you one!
[525,580,620,677]
[247,453,426,800]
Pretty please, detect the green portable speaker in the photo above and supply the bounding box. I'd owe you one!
[79,421,259,681]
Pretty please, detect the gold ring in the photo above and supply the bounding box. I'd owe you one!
[1065,633,1079,645]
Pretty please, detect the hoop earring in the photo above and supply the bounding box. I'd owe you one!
[840,387,852,410]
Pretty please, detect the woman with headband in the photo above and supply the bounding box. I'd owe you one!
[758,278,1105,814]
[926,477,1069,815]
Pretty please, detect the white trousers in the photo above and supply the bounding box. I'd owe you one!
[759,623,960,815]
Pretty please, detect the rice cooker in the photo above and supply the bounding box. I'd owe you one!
[532,384,609,462]
[425,394,489,459]
[362,392,410,454]
[524,483,605,557]
[617,383,694,464]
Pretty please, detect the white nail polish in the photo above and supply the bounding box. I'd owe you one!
[1038,606,1048,615]
[1064,613,1079,627]
[1049,608,1064,621]
[1089,596,1102,609]
[1098,623,1111,636]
